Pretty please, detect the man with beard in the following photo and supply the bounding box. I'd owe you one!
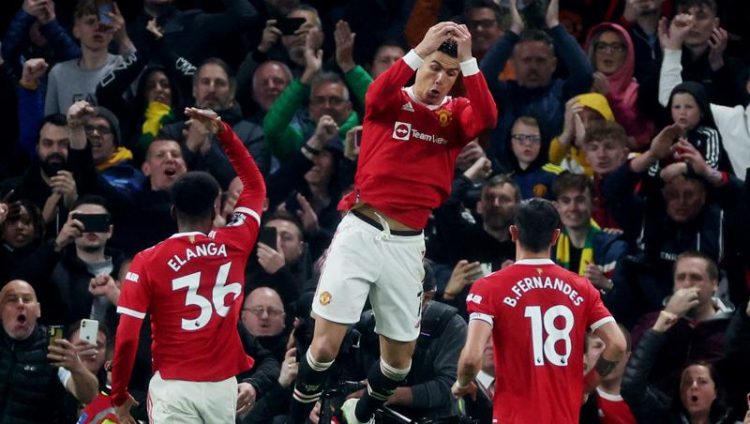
[0,280,99,422]
[0,113,97,237]
[160,57,272,177]
[434,174,519,318]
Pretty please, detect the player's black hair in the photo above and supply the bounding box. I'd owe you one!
[437,39,458,58]
[514,198,560,253]
[170,171,220,221]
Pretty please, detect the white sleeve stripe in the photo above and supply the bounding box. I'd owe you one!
[469,312,494,328]
[404,50,424,71]
[117,306,146,320]
[590,316,615,332]
[460,58,480,76]
[234,207,261,226]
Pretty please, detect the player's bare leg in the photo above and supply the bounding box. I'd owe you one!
[288,316,349,423]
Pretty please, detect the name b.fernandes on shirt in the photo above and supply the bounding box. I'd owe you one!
[168,242,228,272]
[502,276,585,308]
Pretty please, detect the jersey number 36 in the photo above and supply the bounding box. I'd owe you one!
[172,262,242,331]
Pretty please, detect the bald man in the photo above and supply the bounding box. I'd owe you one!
[0,280,98,421]
[242,287,288,361]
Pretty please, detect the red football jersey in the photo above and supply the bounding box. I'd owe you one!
[467,259,614,424]
[338,50,497,229]
[114,124,264,384]
[595,388,637,424]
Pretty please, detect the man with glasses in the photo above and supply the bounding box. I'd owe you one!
[241,287,288,362]
[83,106,144,198]
[462,0,505,61]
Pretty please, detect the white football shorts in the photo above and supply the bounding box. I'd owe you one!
[312,211,426,342]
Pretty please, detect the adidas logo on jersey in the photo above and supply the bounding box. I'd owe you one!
[401,102,415,112]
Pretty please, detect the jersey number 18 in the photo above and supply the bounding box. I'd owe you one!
[524,305,574,367]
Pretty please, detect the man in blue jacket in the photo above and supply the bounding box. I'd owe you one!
[480,0,593,160]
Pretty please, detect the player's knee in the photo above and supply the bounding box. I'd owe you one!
[309,339,339,364]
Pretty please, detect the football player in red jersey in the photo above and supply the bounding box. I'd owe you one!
[453,199,626,423]
[288,21,497,424]
[110,108,266,423]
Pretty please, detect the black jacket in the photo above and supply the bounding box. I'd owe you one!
[0,326,70,423]
[621,329,734,424]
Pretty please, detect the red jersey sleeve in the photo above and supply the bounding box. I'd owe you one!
[457,59,498,142]
[116,252,151,319]
[466,277,496,327]
[216,122,266,223]
[111,252,150,406]
[365,50,422,117]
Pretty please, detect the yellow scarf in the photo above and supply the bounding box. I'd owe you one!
[555,223,601,276]
[96,147,134,172]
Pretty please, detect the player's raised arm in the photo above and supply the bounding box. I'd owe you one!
[453,24,498,141]
[366,22,458,115]
[185,108,266,217]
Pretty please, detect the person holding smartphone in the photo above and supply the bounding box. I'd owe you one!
[0,280,99,421]
[42,195,125,336]
[288,22,497,424]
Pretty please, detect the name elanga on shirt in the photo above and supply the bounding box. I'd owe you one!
[168,242,228,272]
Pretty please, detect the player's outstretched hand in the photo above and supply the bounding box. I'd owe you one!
[415,21,458,58]
[451,380,477,401]
[184,107,223,135]
[115,394,139,424]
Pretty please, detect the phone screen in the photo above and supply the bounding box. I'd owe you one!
[48,325,64,346]
[74,213,111,233]
[354,129,363,148]
[98,2,114,26]
[258,226,278,249]
[276,17,306,35]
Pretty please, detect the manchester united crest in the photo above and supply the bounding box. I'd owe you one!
[319,291,332,305]
[436,109,452,127]
[532,183,548,198]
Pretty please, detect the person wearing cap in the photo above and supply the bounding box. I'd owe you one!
[84,106,145,199]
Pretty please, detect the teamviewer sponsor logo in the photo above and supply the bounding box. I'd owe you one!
[126,272,140,283]
[392,122,411,141]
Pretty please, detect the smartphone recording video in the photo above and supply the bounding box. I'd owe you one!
[74,213,111,233]
[276,17,306,35]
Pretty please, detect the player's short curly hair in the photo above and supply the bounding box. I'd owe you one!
[437,39,458,58]
[170,171,220,221]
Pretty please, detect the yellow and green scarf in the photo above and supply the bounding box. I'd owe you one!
[555,223,601,276]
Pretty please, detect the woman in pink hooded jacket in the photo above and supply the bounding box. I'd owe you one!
[586,22,655,151]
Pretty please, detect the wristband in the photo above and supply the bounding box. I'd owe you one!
[302,144,321,156]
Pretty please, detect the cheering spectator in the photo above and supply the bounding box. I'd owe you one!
[481,0,593,160]
[44,0,134,115]
[586,22,656,150]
